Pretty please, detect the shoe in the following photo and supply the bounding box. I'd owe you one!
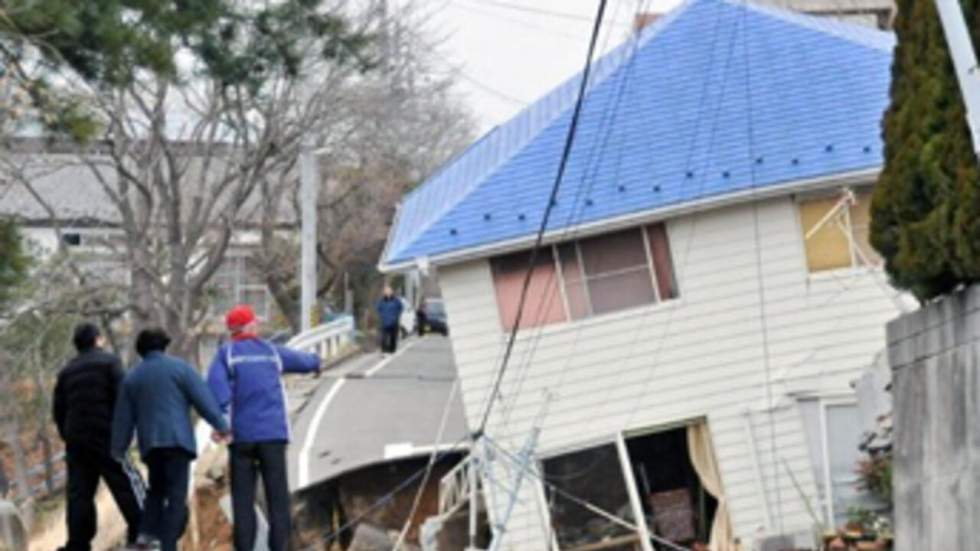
[129,535,161,550]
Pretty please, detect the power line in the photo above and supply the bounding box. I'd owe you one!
[447,0,588,42]
[476,0,611,436]
[456,70,529,105]
[458,0,631,26]
[496,0,653,434]
[427,48,529,106]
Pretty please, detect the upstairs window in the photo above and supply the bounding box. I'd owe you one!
[799,189,882,273]
[491,223,679,331]
[491,248,567,331]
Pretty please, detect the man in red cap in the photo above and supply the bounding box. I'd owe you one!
[206,305,321,551]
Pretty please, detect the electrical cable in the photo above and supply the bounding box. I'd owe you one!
[482,436,692,551]
[495,0,650,436]
[475,0,610,436]
[459,0,630,26]
[391,377,461,550]
[299,2,613,547]
[306,433,472,550]
[738,0,785,532]
[304,4,900,548]
[446,0,588,42]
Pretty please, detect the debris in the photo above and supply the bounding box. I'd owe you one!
[0,500,26,551]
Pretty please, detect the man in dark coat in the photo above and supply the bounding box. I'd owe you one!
[111,328,230,551]
[53,323,144,551]
[376,286,404,354]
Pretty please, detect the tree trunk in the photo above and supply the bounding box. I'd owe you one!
[32,372,55,495]
[4,420,30,503]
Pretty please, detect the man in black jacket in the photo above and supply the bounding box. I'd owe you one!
[54,323,144,551]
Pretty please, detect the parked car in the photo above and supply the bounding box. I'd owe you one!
[416,298,448,336]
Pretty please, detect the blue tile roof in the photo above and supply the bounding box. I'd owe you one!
[382,0,895,269]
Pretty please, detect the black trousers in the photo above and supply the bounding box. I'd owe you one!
[380,325,399,353]
[143,448,192,551]
[64,445,144,551]
[230,441,291,551]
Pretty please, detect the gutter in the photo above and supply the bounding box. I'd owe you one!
[379,167,881,273]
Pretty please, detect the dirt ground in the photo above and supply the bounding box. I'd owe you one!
[28,447,234,551]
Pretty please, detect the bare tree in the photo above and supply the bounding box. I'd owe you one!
[255,3,476,332]
[0,1,380,358]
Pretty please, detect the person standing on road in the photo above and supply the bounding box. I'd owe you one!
[53,322,144,551]
[376,286,404,354]
[111,328,230,551]
[206,305,320,551]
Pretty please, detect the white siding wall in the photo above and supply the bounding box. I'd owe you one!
[439,194,909,549]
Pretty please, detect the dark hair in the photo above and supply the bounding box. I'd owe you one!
[72,323,101,352]
[135,328,171,358]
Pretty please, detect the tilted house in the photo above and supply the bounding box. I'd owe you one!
[381,0,908,548]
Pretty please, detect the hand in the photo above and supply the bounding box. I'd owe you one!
[211,430,232,445]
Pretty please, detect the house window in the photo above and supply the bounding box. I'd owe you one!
[490,248,566,331]
[212,254,273,320]
[799,189,882,273]
[542,422,725,551]
[542,443,640,550]
[490,223,678,331]
[799,399,880,528]
[62,232,82,247]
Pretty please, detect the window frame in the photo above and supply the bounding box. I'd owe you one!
[796,187,883,276]
[536,420,714,551]
[537,435,653,551]
[493,223,679,332]
[213,251,274,321]
[798,394,867,527]
[817,396,861,528]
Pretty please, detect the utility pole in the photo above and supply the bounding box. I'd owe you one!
[934,0,980,158]
[300,135,318,333]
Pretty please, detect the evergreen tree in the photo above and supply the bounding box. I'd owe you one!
[0,0,373,139]
[0,220,29,311]
[871,0,980,301]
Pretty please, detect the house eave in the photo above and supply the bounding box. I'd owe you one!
[378,166,881,274]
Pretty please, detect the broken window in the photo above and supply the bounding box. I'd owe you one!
[646,224,679,301]
[798,189,883,273]
[624,427,717,549]
[489,223,679,331]
[542,443,641,551]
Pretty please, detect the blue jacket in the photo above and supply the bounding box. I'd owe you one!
[376,297,404,328]
[206,337,320,443]
[111,352,228,460]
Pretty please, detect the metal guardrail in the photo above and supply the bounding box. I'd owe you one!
[438,454,474,519]
[286,316,356,360]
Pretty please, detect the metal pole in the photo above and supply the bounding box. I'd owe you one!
[487,428,540,551]
[300,138,318,332]
[934,0,980,158]
[468,449,479,549]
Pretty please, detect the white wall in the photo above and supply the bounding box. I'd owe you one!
[438,192,909,549]
[19,227,60,257]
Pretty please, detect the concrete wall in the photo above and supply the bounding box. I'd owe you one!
[887,285,980,551]
[438,190,910,548]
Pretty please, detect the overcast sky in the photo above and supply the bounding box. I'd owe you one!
[422,0,686,132]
